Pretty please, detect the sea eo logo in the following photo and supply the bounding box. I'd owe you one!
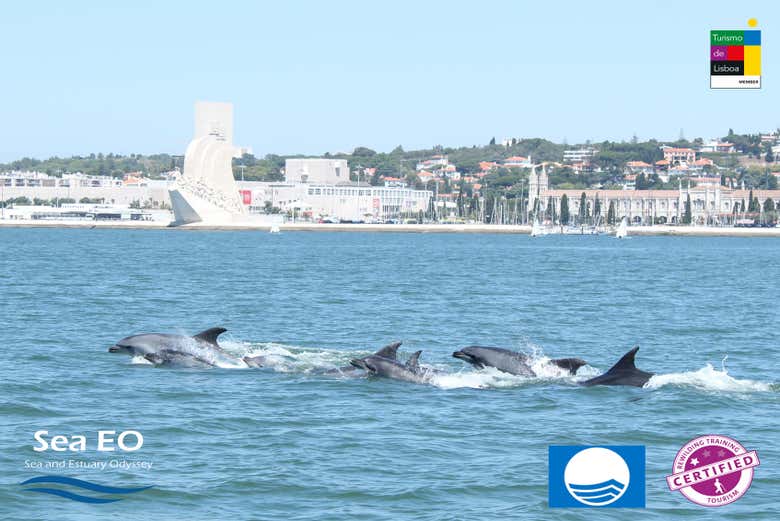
[549,446,645,508]
[667,435,759,507]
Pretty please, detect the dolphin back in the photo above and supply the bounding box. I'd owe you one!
[580,346,654,387]
[194,327,228,349]
[550,357,588,375]
[374,341,402,360]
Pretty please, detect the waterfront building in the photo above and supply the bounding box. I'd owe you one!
[236,181,432,222]
[542,186,779,225]
[1,170,169,206]
[284,158,349,184]
[1,203,169,222]
[528,161,779,224]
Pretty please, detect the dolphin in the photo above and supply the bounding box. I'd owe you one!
[323,341,403,375]
[242,355,267,368]
[350,350,431,384]
[452,346,587,376]
[579,346,654,387]
[240,341,404,372]
[144,350,215,368]
[109,327,243,367]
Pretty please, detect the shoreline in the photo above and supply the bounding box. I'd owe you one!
[2,220,780,237]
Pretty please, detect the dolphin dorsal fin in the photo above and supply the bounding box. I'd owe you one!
[406,350,422,371]
[194,327,227,346]
[606,346,640,373]
[374,341,401,360]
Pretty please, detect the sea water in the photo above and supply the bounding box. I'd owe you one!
[0,229,778,520]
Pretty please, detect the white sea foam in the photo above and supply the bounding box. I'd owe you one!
[225,341,360,372]
[430,367,534,389]
[645,363,772,393]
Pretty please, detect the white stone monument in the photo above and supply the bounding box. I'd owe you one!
[169,101,247,225]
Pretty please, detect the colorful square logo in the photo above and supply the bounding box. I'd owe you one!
[549,446,646,508]
[710,23,761,89]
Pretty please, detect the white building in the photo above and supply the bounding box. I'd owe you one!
[563,148,597,163]
[1,170,170,206]
[285,158,348,184]
[1,203,169,222]
[698,140,736,154]
[236,181,432,222]
[415,155,449,171]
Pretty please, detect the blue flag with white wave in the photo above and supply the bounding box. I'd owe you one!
[549,445,645,508]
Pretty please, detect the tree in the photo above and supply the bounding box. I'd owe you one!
[763,197,775,213]
[352,147,376,157]
[578,192,587,223]
[560,194,570,224]
[607,200,616,225]
[683,194,692,224]
[766,146,775,163]
[545,196,555,222]
[748,189,759,213]
[457,182,465,217]
[594,195,601,218]
[489,137,496,146]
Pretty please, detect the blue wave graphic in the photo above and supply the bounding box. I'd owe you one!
[23,487,123,504]
[568,479,625,504]
[20,475,153,503]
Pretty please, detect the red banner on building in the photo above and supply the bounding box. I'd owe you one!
[240,190,252,205]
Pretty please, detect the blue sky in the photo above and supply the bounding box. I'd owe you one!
[0,1,776,161]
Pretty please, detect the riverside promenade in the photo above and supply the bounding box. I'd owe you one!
[2,219,780,236]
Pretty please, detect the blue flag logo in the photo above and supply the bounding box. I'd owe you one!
[549,446,645,508]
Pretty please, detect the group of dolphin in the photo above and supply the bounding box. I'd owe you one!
[109,327,655,387]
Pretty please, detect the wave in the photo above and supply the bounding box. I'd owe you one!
[23,487,123,504]
[567,479,625,505]
[20,476,152,504]
[645,362,773,393]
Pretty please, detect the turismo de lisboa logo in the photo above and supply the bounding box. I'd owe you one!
[667,435,759,507]
[548,446,645,508]
[710,18,761,89]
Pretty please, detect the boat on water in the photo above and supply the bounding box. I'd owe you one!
[531,218,545,237]
[615,216,628,239]
[269,225,281,234]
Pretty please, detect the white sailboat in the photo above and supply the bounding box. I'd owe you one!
[615,216,628,239]
[531,217,544,237]
[269,225,281,234]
